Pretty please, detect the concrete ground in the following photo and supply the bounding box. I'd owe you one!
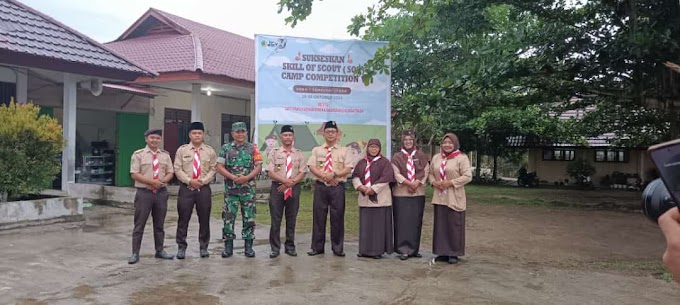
[1,201,680,305]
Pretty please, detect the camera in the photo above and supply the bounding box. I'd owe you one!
[642,178,679,222]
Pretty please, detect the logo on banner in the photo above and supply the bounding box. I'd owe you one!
[260,38,287,52]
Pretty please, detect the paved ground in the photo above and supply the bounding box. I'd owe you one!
[1,200,680,305]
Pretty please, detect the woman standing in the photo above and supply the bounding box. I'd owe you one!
[391,130,430,260]
[429,133,472,264]
[352,139,395,259]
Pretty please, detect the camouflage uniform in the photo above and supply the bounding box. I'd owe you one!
[217,138,262,241]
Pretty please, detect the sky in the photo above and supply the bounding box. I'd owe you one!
[20,0,380,43]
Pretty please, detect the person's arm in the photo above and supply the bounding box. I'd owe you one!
[216,145,238,180]
[428,157,437,185]
[201,148,218,184]
[420,162,430,185]
[392,164,407,184]
[246,164,262,181]
[173,149,191,185]
[448,155,472,188]
[334,148,354,180]
[659,208,680,282]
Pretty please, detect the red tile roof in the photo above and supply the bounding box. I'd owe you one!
[0,0,155,79]
[105,8,254,84]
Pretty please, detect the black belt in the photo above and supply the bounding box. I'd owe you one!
[136,187,167,191]
[315,180,345,186]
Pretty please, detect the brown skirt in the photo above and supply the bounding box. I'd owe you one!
[432,205,465,257]
[392,196,425,256]
[359,206,394,256]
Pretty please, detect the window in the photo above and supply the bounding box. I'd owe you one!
[0,81,16,106]
[542,149,575,161]
[595,149,629,162]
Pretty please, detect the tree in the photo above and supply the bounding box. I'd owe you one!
[0,101,63,202]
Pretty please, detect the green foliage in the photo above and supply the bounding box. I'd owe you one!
[567,158,596,187]
[278,0,680,148]
[0,100,63,201]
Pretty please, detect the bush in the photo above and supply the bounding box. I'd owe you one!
[566,158,596,187]
[0,100,63,202]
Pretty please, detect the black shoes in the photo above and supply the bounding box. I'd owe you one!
[307,250,324,256]
[155,250,174,260]
[285,249,298,257]
[200,248,210,258]
[270,251,280,258]
[448,256,459,264]
[222,240,234,258]
[176,248,186,260]
[399,254,409,260]
[128,253,139,264]
[244,239,255,258]
[333,252,345,257]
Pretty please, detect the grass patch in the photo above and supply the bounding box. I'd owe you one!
[210,184,640,238]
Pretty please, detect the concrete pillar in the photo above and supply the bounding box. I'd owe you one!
[191,83,202,122]
[249,93,255,141]
[61,73,77,192]
[16,68,28,103]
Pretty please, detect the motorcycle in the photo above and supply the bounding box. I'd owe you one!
[517,167,539,187]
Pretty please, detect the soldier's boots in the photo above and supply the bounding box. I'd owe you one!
[155,250,174,260]
[176,248,186,260]
[222,239,234,258]
[244,239,255,258]
[128,253,139,264]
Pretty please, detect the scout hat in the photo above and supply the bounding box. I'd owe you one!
[280,125,294,134]
[232,122,247,131]
[144,128,162,137]
[189,122,204,131]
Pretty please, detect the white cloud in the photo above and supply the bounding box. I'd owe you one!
[363,119,388,125]
[295,39,311,44]
[262,55,290,67]
[318,44,341,54]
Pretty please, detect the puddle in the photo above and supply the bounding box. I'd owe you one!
[130,281,219,305]
[71,284,95,299]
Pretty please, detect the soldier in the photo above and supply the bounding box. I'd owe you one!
[128,128,175,264]
[173,122,217,259]
[266,125,307,258]
[216,122,263,258]
[307,121,354,257]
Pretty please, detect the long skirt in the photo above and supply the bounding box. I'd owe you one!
[432,205,465,257]
[359,206,394,256]
[392,196,425,256]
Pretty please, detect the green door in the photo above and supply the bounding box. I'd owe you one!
[116,113,148,186]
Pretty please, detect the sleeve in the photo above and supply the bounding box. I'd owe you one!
[352,177,362,189]
[392,164,406,184]
[297,151,308,173]
[371,183,390,194]
[307,148,317,167]
[252,144,263,165]
[428,156,436,184]
[164,154,174,174]
[421,162,430,185]
[266,149,276,172]
[343,148,354,168]
[216,145,227,165]
[203,148,218,183]
[130,152,141,174]
[451,155,472,188]
[174,147,191,184]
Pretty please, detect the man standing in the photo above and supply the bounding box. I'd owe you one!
[173,122,217,259]
[307,121,354,257]
[128,128,175,264]
[216,122,263,258]
[266,125,307,258]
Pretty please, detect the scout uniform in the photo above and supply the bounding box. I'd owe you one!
[266,125,307,257]
[128,128,175,264]
[306,121,354,256]
[173,122,217,259]
[217,122,262,258]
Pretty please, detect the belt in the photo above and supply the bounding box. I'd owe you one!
[315,180,345,187]
[136,187,167,191]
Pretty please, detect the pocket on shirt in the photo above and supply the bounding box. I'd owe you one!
[316,157,326,168]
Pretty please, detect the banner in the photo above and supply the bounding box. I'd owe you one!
[255,35,391,166]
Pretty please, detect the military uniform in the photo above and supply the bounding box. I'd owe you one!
[173,122,217,258]
[217,126,263,243]
[307,121,354,256]
[128,128,174,264]
[266,125,307,257]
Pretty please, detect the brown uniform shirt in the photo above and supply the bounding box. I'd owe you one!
[130,146,174,188]
[306,143,353,182]
[428,153,472,211]
[266,147,307,179]
[173,143,217,185]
